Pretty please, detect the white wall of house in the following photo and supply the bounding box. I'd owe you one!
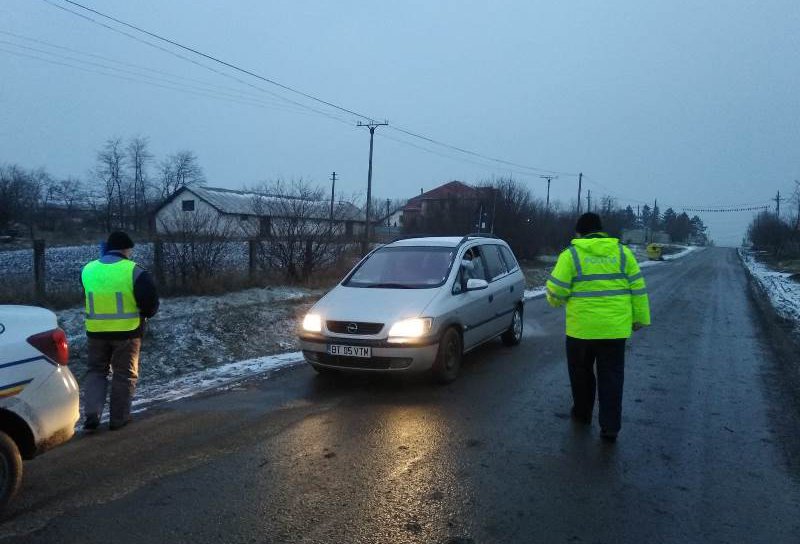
[155,189,366,238]
[154,191,254,237]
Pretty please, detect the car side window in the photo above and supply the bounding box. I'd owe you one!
[499,246,519,272]
[481,245,508,281]
[453,246,488,293]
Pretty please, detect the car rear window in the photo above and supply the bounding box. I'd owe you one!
[499,245,519,272]
[481,244,508,280]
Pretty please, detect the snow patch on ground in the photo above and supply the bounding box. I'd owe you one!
[524,287,547,300]
[132,351,305,409]
[639,245,704,268]
[739,250,800,331]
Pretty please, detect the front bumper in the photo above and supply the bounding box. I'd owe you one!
[299,334,440,373]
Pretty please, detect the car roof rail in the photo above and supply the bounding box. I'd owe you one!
[457,232,499,246]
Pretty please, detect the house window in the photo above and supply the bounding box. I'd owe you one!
[182,199,195,211]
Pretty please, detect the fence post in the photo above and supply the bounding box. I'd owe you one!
[249,239,258,281]
[153,239,165,286]
[33,239,46,301]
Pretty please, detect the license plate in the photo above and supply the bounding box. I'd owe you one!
[328,344,371,358]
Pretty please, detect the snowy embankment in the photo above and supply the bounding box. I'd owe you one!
[739,250,800,333]
[61,286,317,418]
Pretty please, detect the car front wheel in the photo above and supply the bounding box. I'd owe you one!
[432,327,463,384]
[501,306,524,346]
[0,430,22,512]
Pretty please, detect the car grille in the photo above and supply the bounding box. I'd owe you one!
[326,321,384,335]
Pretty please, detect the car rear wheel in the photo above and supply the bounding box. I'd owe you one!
[0,431,22,512]
[432,327,462,384]
[501,306,524,346]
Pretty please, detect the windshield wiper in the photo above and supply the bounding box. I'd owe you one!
[364,283,413,289]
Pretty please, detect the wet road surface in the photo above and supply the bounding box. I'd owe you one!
[2,247,799,543]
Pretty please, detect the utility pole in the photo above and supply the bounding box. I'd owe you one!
[329,171,337,235]
[795,180,800,230]
[386,199,391,227]
[774,190,783,218]
[541,175,558,211]
[490,187,497,233]
[577,172,583,214]
[587,190,591,213]
[357,120,388,254]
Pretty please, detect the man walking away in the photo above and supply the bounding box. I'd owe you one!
[81,231,159,431]
[545,213,650,442]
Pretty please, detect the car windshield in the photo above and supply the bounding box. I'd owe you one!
[344,246,456,289]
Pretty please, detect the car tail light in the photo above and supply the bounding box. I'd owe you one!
[27,328,69,366]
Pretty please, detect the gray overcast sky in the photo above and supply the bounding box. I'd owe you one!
[1,0,799,245]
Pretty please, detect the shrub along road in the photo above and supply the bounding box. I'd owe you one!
[2,248,799,543]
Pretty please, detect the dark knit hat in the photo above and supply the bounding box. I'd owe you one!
[575,213,603,236]
[106,231,134,251]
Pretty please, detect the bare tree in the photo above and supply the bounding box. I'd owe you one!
[96,138,127,229]
[127,136,152,231]
[156,206,237,288]
[158,150,205,200]
[0,164,42,236]
[249,179,359,280]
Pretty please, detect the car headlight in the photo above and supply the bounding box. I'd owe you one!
[302,314,322,333]
[388,318,432,338]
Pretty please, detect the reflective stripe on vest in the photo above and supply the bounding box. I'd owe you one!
[82,259,141,332]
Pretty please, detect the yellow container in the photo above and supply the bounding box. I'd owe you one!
[646,243,663,261]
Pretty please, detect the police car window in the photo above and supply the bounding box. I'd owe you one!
[499,246,519,272]
[481,245,508,280]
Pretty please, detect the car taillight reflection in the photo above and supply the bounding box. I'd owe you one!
[27,328,69,365]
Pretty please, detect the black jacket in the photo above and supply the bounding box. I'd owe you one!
[82,252,160,339]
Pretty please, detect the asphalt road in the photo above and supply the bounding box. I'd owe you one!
[2,247,799,543]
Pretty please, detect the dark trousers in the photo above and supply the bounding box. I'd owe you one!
[83,337,141,426]
[566,336,626,433]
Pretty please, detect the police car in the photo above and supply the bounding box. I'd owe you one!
[0,305,80,510]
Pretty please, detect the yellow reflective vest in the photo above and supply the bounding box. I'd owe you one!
[546,234,650,339]
[81,258,141,333]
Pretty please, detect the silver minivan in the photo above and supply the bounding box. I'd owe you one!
[298,235,526,383]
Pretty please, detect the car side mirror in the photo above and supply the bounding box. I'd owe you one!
[466,278,489,291]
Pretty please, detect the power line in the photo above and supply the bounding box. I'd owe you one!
[0,30,300,104]
[0,39,316,112]
[42,0,578,179]
[38,0,357,128]
[50,0,376,121]
[0,47,347,120]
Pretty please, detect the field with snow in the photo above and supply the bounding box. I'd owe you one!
[0,241,249,298]
[740,250,800,334]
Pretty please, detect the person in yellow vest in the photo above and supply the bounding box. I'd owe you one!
[81,232,159,432]
[546,213,650,442]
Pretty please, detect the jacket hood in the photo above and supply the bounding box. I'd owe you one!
[571,235,621,256]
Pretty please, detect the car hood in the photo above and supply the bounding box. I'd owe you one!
[311,285,439,325]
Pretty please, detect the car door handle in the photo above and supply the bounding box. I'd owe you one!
[488,294,494,303]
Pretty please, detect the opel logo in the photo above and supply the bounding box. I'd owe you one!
[346,322,359,334]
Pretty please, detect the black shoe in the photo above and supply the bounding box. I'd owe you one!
[600,429,618,443]
[83,417,100,433]
[109,419,131,431]
[570,407,592,425]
